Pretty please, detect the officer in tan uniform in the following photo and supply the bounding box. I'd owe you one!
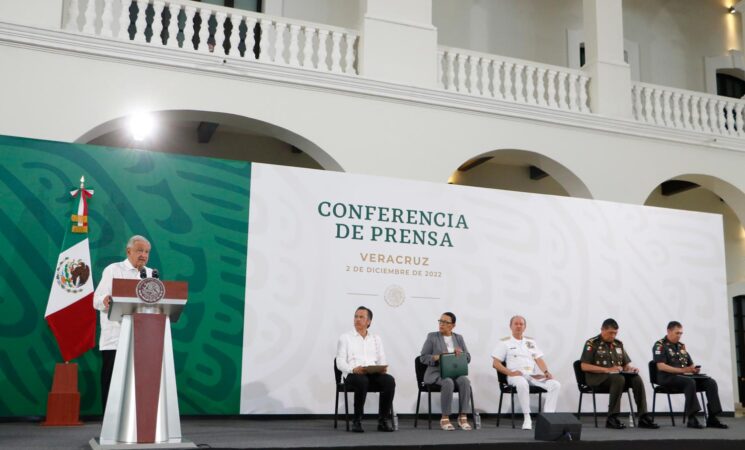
[580,318,659,429]
[653,321,728,429]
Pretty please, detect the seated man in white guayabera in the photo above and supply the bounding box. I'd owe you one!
[492,315,561,430]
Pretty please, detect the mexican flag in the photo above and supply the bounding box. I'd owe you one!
[44,177,96,362]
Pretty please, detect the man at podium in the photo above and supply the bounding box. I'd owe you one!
[93,235,153,411]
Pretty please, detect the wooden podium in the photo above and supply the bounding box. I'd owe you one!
[90,278,196,449]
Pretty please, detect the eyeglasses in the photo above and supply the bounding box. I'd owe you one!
[438,320,453,325]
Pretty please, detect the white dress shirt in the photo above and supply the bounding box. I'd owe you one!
[335,329,386,379]
[492,335,544,375]
[93,259,151,351]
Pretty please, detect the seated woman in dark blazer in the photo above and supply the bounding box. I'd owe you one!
[419,312,472,431]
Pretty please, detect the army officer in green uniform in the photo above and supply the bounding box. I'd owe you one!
[580,318,659,429]
[653,321,728,429]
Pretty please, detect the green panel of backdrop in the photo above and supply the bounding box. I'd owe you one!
[0,135,250,416]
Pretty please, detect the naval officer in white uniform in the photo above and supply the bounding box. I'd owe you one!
[491,315,561,430]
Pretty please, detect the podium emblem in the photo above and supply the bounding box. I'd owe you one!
[136,278,166,304]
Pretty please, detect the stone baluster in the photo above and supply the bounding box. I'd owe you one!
[133,0,148,43]
[317,29,329,70]
[513,64,524,102]
[503,63,514,100]
[480,58,490,96]
[344,34,357,74]
[66,0,80,32]
[672,92,683,128]
[101,0,116,37]
[679,94,691,130]
[579,76,590,112]
[700,98,710,132]
[287,24,301,66]
[118,0,131,39]
[152,1,166,45]
[227,13,241,56]
[82,0,97,34]
[557,72,568,109]
[183,6,197,50]
[707,98,719,133]
[330,31,343,72]
[302,27,315,68]
[546,70,557,107]
[212,11,227,55]
[642,87,653,122]
[736,103,745,136]
[661,91,672,126]
[690,96,700,131]
[258,19,271,61]
[524,66,536,104]
[652,90,663,125]
[463,55,475,94]
[565,74,577,111]
[454,54,465,92]
[631,85,641,119]
[725,101,734,135]
[445,52,456,91]
[274,22,287,63]
[535,68,546,106]
[199,9,213,53]
[244,17,257,59]
[166,3,181,48]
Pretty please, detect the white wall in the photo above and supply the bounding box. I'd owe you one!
[267,0,362,30]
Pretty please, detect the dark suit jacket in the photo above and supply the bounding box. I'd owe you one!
[419,331,471,385]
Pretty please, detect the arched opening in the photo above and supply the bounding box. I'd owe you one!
[448,149,592,199]
[78,110,343,171]
[645,174,745,406]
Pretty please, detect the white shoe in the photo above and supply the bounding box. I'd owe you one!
[522,418,532,430]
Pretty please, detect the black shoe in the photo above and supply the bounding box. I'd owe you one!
[377,418,395,432]
[606,415,626,429]
[351,420,364,433]
[687,415,704,429]
[638,414,660,429]
[706,417,729,429]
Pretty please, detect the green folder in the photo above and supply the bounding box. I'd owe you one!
[440,352,468,379]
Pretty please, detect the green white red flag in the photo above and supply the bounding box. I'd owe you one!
[44,176,96,361]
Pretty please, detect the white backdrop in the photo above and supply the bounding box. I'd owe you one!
[240,163,733,414]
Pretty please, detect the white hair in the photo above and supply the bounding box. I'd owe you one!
[126,235,151,249]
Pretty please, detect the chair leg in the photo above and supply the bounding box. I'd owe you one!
[592,393,598,428]
[666,393,675,426]
[497,392,503,427]
[538,392,543,413]
[510,391,515,429]
[626,390,636,427]
[334,391,339,429]
[470,389,475,421]
[651,391,656,422]
[344,388,350,432]
[415,392,421,428]
[428,390,432,430]
[700,392,708,421]
[577,392,583,420]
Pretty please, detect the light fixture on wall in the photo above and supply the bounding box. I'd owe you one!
[128,112,155,142]
[729,6,737,14]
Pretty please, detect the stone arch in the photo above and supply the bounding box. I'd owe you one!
[449,149,593,199]
[75,110,344,171]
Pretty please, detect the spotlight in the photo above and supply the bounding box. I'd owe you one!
[128,112,155,142]
[729,6,737,14]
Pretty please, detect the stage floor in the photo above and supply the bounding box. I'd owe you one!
[1,416,744,450]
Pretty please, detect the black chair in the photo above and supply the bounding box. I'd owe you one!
[496,363,546,428]
[648,360,708,426]
[414,356,475,429]
[334,359,395,431]
[572,360,636,428]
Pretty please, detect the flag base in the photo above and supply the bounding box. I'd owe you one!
[42,363,83,426]
[88,438,196,449]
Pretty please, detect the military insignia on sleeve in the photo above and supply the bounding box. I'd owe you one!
[654,351,661,355]
[526,341,535,349]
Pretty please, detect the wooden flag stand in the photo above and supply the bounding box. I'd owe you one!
[42,362,83,426]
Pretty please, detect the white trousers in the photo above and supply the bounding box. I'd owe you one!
[507,375,561,415]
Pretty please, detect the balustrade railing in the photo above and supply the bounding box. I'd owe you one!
[632,82,745,137]
[438,46,591,114]
[62,0,359,74]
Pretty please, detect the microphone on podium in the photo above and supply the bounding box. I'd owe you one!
[139,268,147,279]
[152,269,159,279]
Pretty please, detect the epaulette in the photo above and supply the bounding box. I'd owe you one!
[500,336,511,341]
[524,335,534,340]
